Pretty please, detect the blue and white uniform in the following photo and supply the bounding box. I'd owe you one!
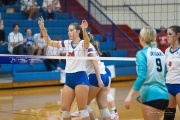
[105,67,111,77]
[86,45,109,87]
[60,40,90,89]
[165,47,180,96]
[133,46,169,103]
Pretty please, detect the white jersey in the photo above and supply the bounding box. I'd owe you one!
[86,45,106,76]
[60,40,89,73]
[46,46,66,56]
[165,47,180,84]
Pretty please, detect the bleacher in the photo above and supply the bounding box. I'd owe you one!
[0,0,136,85]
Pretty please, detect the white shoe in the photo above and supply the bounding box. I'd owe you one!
[71,110,80,117]
[111,111,119,119]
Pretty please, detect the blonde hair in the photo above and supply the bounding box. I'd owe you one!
[140,26,157,47]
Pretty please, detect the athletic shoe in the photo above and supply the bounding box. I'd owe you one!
[111,111,119,119]
[71,110,80,117]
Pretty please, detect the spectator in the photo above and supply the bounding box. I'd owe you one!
[44,37,64,71]
[23,28,34,55]
[8,23,24,55]
[0,24,5,45]
[21,0,39,20]
[33,31,47,55]
[42,0,61,20]
[2,0,17,6]
[156,25,168,53]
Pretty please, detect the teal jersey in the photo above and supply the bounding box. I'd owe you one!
[133,46,169,103]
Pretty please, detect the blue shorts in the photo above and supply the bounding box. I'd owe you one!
[65,71,89,89]
[105,67,111,77]
[166,84,180,96]
[89,74,109,87]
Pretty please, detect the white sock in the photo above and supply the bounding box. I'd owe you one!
[111,107,116,111]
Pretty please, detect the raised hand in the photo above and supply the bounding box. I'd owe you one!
[81,19,88,30]
[38,17,44,28]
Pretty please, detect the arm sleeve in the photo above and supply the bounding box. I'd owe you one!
[87,43,95,55]
[132,51,147,91]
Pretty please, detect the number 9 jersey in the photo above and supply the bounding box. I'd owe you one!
[133,46,168,103]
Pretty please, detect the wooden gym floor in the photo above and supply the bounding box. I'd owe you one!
[0,81,179,120]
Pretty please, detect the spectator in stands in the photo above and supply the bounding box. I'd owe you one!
[44,36,64,71]
[0,24,5,45]
[33,30,47,56]
[8,23,24,55]
[42,0,61,20]
[23,28,34,55]
[21,0,39,20]
[156,25,168,53]
[2,0,17,6]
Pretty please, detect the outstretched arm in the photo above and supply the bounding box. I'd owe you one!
[81,20,90,49]
[38,17,61,48]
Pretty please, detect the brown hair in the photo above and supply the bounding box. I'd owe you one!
[88,33,101,55]
[168,25,180,43]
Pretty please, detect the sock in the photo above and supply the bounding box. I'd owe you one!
[111,107,117,113]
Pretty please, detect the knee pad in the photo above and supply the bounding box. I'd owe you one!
[61,110,70,118]
[107,94,114,102]
[164,108,176,120]
[100,108,110,118]
[79,109,89,118]
[87,105,93,113]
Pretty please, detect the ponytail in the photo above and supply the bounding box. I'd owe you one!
[88,33,102,55]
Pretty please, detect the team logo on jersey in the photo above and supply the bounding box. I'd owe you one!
[88,48,93,52]
[168,61,172,67]
[68,51,75,56]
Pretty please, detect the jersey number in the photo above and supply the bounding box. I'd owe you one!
[156,58,162,72]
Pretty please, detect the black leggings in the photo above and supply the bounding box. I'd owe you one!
[143,99,169,111]
[44,59,59,71]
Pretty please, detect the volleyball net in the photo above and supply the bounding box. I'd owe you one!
[0,0,179,71]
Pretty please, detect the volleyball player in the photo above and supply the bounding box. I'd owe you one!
[85,33,111,120]
[124,26,169,120]
[70,33,111,119]
[105,67,119,119]
[38,17,91,120]
[163,25,180,120]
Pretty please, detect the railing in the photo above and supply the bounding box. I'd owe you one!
[88,0,140,50]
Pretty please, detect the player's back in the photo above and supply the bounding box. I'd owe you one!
[138,46,168,102]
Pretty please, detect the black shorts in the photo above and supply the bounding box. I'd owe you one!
[143,99,169,111]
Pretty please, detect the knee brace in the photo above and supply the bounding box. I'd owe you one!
[100,108,110,118]
[164,108,176,120]
[107,93,114,102]
[61,110,70,118]
[87,105,93,113]
[79,109,89,118]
